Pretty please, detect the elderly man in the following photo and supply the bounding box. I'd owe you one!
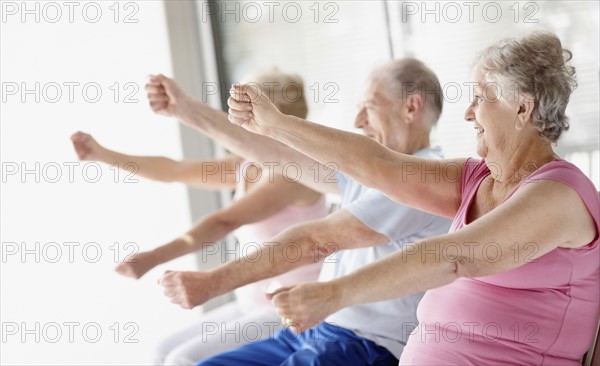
[150,59,451,365]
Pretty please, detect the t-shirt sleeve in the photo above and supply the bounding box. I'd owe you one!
[344,188,439,244]
[335,171,349,195]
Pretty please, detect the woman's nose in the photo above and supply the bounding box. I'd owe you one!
[464,103,476,123]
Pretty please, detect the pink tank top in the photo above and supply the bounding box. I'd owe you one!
[232,162,328,312]
[401,159,600,365]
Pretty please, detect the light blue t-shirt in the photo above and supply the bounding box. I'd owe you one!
[319,146,452,359]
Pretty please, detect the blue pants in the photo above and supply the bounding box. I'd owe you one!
[197,322,398,366]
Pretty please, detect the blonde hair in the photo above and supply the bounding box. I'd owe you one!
[243,67,308,119]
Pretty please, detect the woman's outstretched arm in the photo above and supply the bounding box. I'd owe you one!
[228,85,464,218]
[116,173,319,279]
[70,131,241,189]
[270,179,597,332]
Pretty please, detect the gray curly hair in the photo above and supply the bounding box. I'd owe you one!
[473,31,577,143]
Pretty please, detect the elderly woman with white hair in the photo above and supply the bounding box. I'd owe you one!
[227,31,599,365]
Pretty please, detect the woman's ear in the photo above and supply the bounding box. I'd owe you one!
[515,96,535,130]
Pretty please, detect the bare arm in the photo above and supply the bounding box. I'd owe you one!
[271,180,598,332]
[71,131,242,189]
[159,209,390,308]
[228,84,465,218]
[117,174,317,279]
[146,75,339,194]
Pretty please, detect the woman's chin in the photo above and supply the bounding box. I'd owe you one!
[476,143,488,158]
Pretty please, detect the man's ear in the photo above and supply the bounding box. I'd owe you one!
[515,96,535,130]
[404,94,424,124]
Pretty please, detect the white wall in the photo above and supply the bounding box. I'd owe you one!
[1,2,202,364]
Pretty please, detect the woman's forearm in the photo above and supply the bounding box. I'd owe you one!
[100,149,181,183]
[199,105,290,164]
[333,238,460,309]
[180,101,324,189]
[265,114,401,190]
[262,234,460,332]
[150,214,239,266]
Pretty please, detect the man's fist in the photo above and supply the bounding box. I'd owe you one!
[158,270,214,309]
[146,74,192,119]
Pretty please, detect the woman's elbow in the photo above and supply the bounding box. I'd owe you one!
[454,257,491,278]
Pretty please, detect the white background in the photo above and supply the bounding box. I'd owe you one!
[1,2,202,364]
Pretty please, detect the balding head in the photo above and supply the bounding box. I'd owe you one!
[369,58,443,128]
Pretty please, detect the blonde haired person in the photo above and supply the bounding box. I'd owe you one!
[72,69,328,365]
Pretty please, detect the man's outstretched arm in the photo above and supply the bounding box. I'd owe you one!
[158,209,389,309]
[146,74,339,194]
